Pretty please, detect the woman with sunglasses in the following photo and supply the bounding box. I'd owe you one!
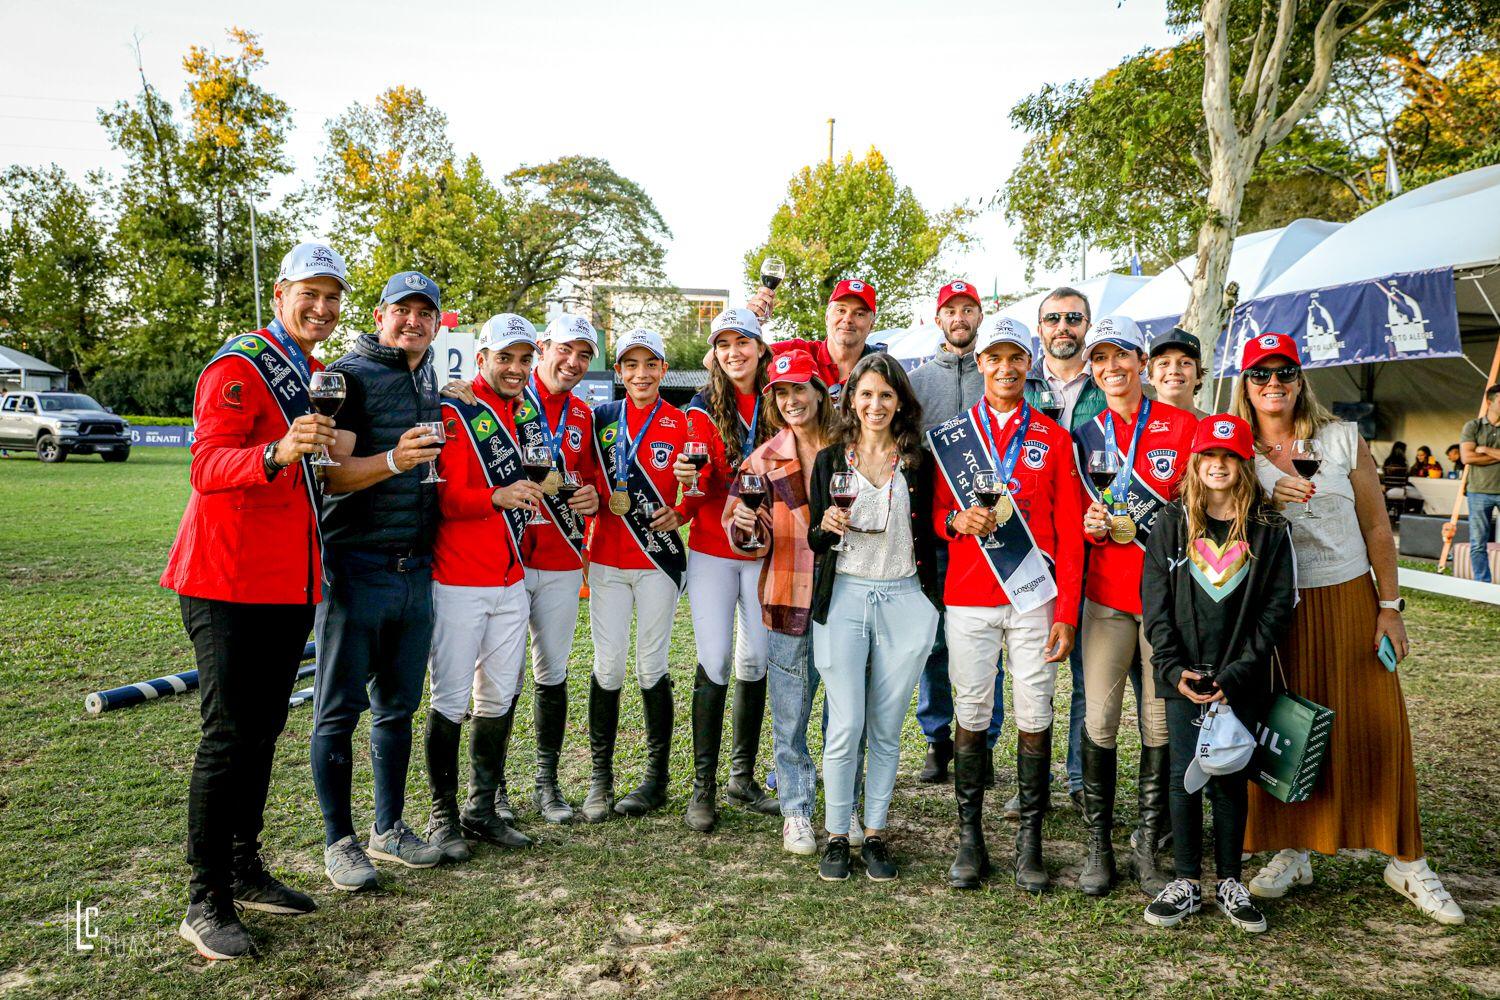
[1232,334,1463,926]
[808,354,941,882]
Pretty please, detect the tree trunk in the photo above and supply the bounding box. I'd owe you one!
[1184,156,1249,408]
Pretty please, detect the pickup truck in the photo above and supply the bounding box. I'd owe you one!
[0,391,131,462]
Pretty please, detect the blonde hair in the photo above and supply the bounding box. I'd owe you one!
[1231,369,1336,452]
[1181,452,1265,548]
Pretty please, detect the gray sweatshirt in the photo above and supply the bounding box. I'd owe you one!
[908,348,985,441]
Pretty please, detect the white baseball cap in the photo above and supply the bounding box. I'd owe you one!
[709,307,763,344]
[614,328,667,364]
[1084,314,1146,355]
[277,242,352,292]
[1184,702,1257,793]
[477,313,539,352]
[542,314,598,350]
[975,315,1034,358]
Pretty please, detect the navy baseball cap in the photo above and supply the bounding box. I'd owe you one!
[1149,326,1202,362]
[379,271,441,310]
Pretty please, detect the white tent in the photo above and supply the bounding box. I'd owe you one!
[996,272,1151,332]
[881,322,943,369]
[1111,219,1343,333]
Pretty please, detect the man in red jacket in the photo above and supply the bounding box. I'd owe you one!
[160,242,347,960]
[929,316,1083,895]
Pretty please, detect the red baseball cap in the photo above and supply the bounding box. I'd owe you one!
[762,348,825,394]
[1240,332,1301,370]
[829,278,877,313]
[936,279,981,312]
[1191,414,1255,460]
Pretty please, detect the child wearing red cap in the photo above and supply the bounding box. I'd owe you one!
[1139,414,1295,934]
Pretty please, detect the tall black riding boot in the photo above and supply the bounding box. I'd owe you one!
[1014,727,1052,893]
[532,681,574,824]
[616,674,674,816]
[725,675,779,815]
[460,710,532,848]
[685,666,727,833]
[1131,743,1171,897]
[948,726,991,889]
[919,738,954,784]
[1078,732,1118,897]
[579,677,619,824]
[424,710,472,862]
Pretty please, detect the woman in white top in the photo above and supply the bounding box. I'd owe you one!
[1231,333,1463,926]
[807,354,942,883]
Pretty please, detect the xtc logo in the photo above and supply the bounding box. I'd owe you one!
[649,442,674,469]
[1147,449,1178,481]
[508,317,530,335]
[404,274,428,290]
[1213,420,1235,439]
[310,246,335,266]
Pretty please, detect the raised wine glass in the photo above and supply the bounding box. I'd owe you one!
[738,472,767,549]
[760,256,786,291]
[1291,439,1322,519]
[307,371,345,467]
[973,470,1003,550]
[416,420,446,484]
[522,445,553,525]
[1087,450,1122,501]
[829,470,858,553]
[683,440,709,497]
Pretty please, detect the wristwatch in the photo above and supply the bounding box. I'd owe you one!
[262,442,284,479]
[944,510,960,538]
[1378,597,1406,613]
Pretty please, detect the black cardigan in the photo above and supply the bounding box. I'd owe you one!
[806,445,943,625]
[1140,500,1295,729]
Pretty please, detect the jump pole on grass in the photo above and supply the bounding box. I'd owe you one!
[84,641,316,715]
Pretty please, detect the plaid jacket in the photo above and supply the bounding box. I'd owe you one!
[724,428,816,636]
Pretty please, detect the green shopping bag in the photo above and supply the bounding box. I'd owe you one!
[1251,655,1335,803]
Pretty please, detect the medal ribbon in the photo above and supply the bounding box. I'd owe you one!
[1101,398,1151,513]
[977,402,1031,494]
[266,318,314,387]
[613,398,663,490]
[527,377,570,470]
[739,400,759,460]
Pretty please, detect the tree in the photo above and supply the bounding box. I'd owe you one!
[746,149,974,336]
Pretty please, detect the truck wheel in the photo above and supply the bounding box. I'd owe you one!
[37,434,68,463]
[101,447,130,463]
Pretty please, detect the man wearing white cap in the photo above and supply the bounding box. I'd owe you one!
[581,329,698,821]
[927,314,1083,893]
[423,315,550,860]
[162,242,347,959]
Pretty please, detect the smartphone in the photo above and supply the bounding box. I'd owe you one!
[1377,635,1398,672]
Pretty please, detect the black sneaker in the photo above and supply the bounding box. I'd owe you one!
[178,896,255,960]
[232,856,317,915]
[1216,878,1267,933]
[819,837,851,881]
[862,836,898,882]
[1143,878,1202,928]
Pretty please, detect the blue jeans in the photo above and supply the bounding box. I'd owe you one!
[813,574,939,834]
[311,549,434,844]
[767,628,865,820]
[1065,649,1085,793]
[1470,492,1499,583]
[917,545,1003,748]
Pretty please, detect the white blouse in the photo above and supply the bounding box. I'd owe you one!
[836,466,916,580]
[1254,420,1371,589]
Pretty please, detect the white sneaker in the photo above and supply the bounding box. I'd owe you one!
[1249,849,1312,899]
[782,817,817,856]
[1384,858,1465,926]
[846,815,865,851]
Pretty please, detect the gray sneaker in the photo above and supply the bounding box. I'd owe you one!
[367,820,443,869]
[324,835,380,892]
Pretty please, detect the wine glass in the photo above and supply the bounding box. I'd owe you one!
[1291,440,1322,519]
[638,501,663,552]
[738,472,768,549]
[1087,450,1122,503]
[1034,387,1062,425]
[829,471,858,553]
[973,470,1002,550]
[760,256,786,291]
[522,445,553,525]
[416,420,446,484]
[307,371,345,467]
[557,469,584,540]
[683,440,709,497]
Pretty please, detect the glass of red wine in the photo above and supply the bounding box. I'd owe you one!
[683,440,709,497]
[1035,387,1062,425]
[973,470,1003,549]
[1291,439,1321,519]
[760,256,786,291]
[557,469,584,540]
[1087,450,1121,498]
[416,420,446,484]
[829,471,858,552]
[738,472,768,549]
[522,445,553,525]
[307,371,345,467]
[638,500,663,552]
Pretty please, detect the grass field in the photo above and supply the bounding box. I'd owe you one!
[2,447,1497,999]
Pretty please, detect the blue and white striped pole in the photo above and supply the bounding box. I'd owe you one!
[85,642,316,715]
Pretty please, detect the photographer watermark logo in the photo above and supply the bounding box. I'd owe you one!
[69,901,100,952]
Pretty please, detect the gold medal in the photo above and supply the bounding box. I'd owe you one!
[541,468,563,496]
[608,489,632,516]
[1109,513,1137,545]
[992,491,1014,525]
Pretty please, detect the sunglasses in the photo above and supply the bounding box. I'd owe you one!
[1244,365,1302,385]
[1040,311,1087,327]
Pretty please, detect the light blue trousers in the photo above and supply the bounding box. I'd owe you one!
[813,573,939,835]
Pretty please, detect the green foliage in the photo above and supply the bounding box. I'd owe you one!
[88,363,199,416]
[119,414,195,426]
[745,149,973,336]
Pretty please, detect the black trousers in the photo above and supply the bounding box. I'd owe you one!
[181,595,313,904]
[1165,697,1250,883]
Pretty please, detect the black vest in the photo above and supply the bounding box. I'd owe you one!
[320,334,441,552]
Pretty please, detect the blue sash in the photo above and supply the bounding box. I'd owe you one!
[516,384,585,559]
[1071,407,1169,550]
[927,405,1058,614]
[442,396,531,554]
[200,330,322,533]
[592,398,687,589]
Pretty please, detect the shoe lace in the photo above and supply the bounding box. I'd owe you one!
[786,817,812,839]
[392,822,425,852]
[332,838,366,868]
[1157,879,1196,906]
[1220,878,1253,909]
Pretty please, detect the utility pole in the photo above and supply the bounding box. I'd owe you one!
[233,188,264,329]
[827,118,835,164]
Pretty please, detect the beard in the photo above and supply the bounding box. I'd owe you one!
[1046,337,1081,360]
[945,324,976,349]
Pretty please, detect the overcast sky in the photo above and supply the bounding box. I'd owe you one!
[3,0,1179,320]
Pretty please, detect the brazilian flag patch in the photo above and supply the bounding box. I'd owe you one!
[516,399,537,424]
[600,422,619,447]
[235,336,266,357]
[470,412,498,441]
